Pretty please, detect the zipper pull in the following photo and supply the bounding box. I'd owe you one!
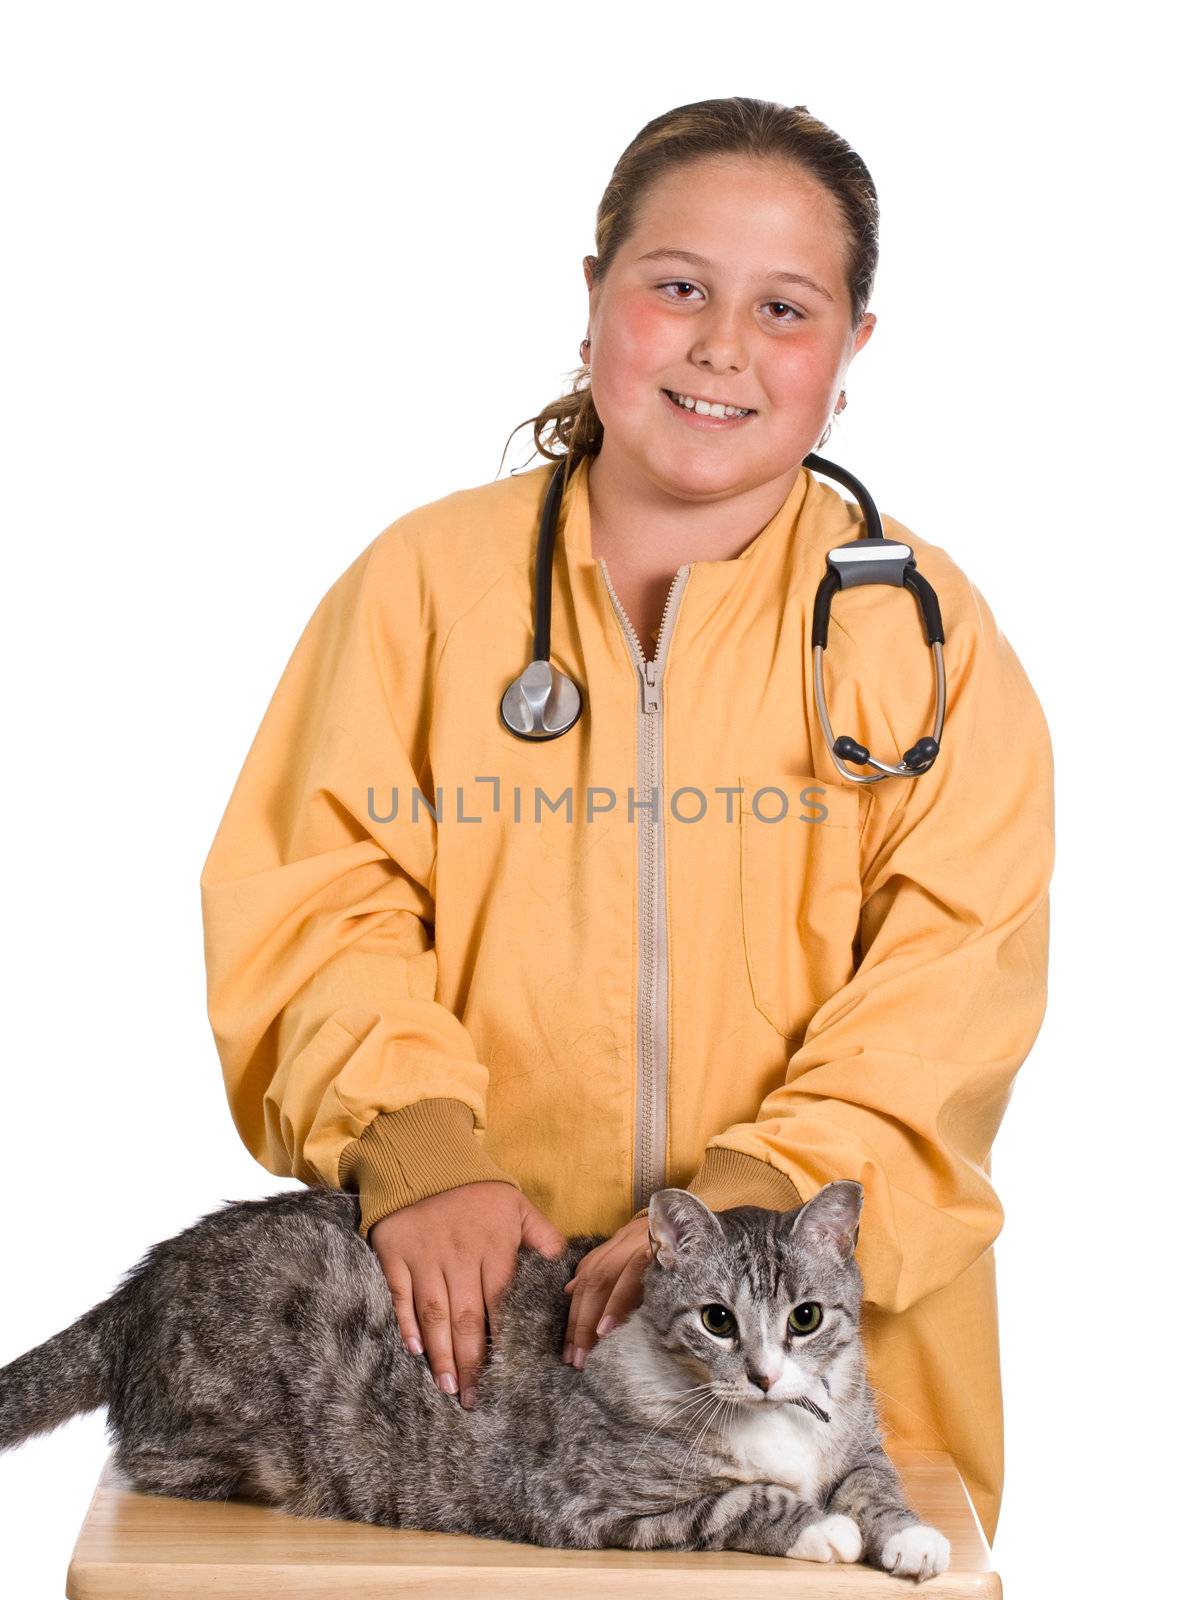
[642,660,660,712]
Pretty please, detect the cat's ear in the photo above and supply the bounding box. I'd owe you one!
[647,1189,724,1270]
[787,1180,863,1260]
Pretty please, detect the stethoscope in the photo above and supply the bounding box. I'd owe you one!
[499,453,946,784]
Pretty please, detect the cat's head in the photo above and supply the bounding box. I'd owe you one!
[639,1181,864,1419]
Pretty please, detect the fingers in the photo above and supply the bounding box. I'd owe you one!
[519,1204,569,1258]
[562,1266,607,1369]
[381,1253,425,1356]
[563,1238,649,1369]
[411,1270,463,1398]
[442,1263,490,1411]
[481,1253,515,1345]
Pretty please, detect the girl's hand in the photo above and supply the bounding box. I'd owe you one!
[370,1182,567,1409]
[561,1214,653,1369]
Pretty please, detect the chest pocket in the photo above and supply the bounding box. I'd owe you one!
[739,773,870,1040]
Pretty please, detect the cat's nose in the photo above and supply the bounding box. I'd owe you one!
[747,1368,778,1393]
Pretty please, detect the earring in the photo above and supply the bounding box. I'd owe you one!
[817,390,848,449]
[579,337,590,362]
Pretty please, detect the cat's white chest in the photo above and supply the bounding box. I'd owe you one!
[725,1406,826,1500]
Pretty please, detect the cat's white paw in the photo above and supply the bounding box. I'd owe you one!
[880,1521,951,1581]
[786,1512,863,1563]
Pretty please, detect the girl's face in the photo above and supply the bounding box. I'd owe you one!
[583,156,876,501]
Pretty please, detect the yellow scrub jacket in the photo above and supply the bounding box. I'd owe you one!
[201,455,1054,1544]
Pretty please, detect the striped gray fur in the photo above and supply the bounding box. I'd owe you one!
[0,1179,949,1579]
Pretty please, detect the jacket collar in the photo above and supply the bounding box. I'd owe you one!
[557,453,813,587]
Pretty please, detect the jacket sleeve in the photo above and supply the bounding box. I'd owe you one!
[680,558,1054,1311]
[199,528,520,1240]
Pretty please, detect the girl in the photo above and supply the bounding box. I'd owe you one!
[200,97,1053,1547]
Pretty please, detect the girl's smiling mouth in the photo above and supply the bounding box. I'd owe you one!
[661,387,757,427]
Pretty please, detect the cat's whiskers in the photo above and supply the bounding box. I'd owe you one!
[668,1393,724,1504]
[623,1383,725,1472]
[675,1388,729,1497]
[673,1391,735,1504]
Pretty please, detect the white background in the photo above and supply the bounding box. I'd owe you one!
[1,4,1180,1595]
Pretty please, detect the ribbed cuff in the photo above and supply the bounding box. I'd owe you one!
[632,1145,804,1220]
[337,1098,521,1239]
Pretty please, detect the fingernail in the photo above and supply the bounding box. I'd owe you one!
[461,1387,478,1410]
[596,1315,619,1337]
[572,1345,586,1370]
[562,1342,573,1364]
[438,1372,459,1394]
[405,1336,424,1356]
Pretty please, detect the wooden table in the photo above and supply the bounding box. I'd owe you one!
[65,1444,1001,1597]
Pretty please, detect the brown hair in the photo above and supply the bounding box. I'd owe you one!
[501,96,878,477]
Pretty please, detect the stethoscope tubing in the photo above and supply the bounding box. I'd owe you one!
[500,451,947,780]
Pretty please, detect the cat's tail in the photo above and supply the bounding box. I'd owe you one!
[0,1292,123,1452]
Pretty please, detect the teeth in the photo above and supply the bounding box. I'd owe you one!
[667,390,752,419]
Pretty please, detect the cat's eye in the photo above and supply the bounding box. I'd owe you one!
[789,1302,823,1335]
[700,1304,736,1338]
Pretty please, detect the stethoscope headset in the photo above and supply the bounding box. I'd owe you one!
[499,452,946,784]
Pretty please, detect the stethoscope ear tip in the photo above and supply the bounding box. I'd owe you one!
[830,732,941,780]
[833,735,870,766]
[904,736,940,771]
[499,659,583,740]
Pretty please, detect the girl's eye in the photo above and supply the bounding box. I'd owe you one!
[657,283,804,322]
[659,280,703,301]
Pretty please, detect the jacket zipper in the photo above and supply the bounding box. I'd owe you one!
[596,558,693,1214]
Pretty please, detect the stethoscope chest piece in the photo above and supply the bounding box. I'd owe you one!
[500,658,583,740]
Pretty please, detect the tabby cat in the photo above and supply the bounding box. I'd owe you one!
[0,1177,949,1580]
